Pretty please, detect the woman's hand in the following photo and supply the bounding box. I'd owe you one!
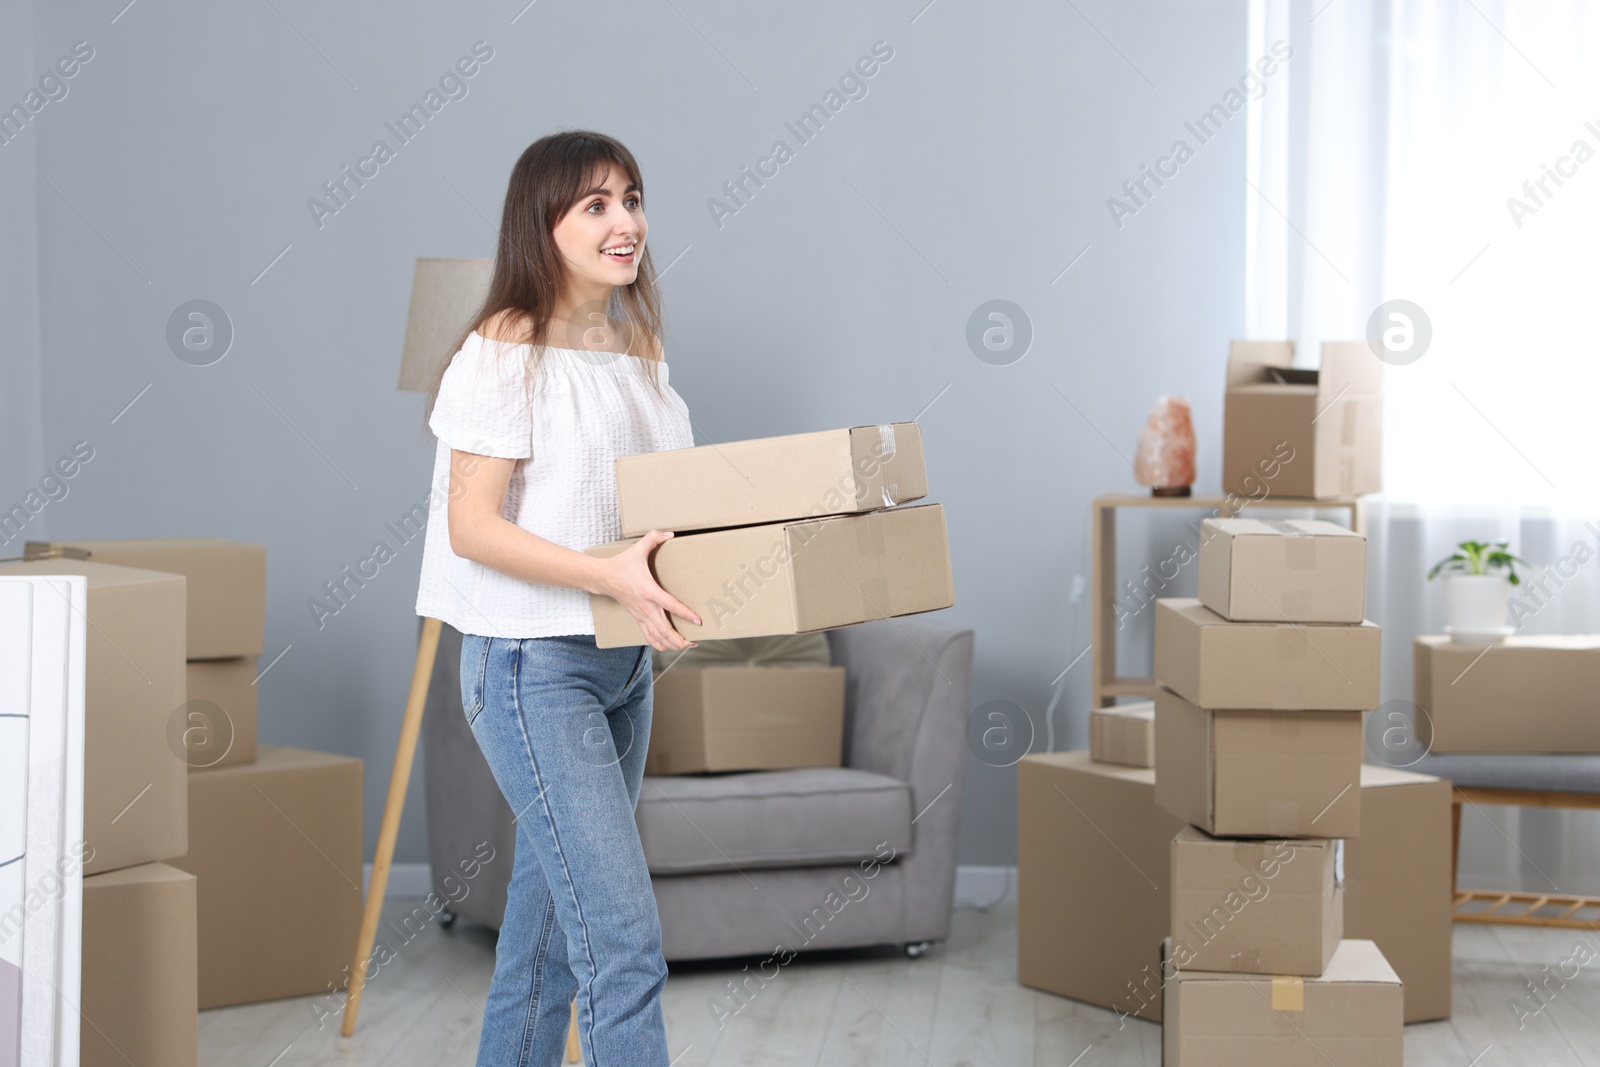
[598,530,702,651]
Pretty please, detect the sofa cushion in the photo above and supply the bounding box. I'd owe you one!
[1412,753,1600,794]
[651,632,833,674]
[637,767,913,875]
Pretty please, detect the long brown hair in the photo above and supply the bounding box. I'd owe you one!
[422,130,666,434]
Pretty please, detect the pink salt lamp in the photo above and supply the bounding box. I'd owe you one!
[1133,395,1196,496]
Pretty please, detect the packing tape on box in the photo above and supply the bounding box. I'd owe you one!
[1268,800,1301,836]
[855,513,886,557]
[1259,519,1318,570]
[1284,539,1318,570]
[1271,976,1305,1012]
[1338,453,1357,495]
[1268,712,1301,737]
[1272,628,1309,708]
[877,423,897,461]
[1335,839,1345,889]
[1281,589,1315,616]
[1230,840,1271,871]
[875,423,902,507]
[1228,948,1264,972]
[858,574,890,617]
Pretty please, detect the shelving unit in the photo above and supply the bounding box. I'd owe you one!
[1090,491,1367,708]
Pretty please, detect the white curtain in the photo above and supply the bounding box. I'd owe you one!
[1248,0,1600,893]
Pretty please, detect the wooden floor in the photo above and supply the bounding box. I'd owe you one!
[199,897,1600,1065]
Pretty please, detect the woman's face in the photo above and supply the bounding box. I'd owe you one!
[552,162,647,298]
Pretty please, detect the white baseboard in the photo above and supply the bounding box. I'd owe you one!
[369,862,1020,908]
[954,865,1017,907]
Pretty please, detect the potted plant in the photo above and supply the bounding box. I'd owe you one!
[1426,539,1529,641]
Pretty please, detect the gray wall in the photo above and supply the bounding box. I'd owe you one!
[5,0,1249,868]
[1,0,44,527]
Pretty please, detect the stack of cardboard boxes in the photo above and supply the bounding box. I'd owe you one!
[1155,518,1401,1064]
[585,423,954,773]
[1015,520,1452,1037]
[5,542,196,1066]
[585,422,953,648]
[10,539,365,1029]
[1020,343,1450,1041]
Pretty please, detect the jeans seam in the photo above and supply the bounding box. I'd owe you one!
[516,893,557,1067]
[511,640,603,1066]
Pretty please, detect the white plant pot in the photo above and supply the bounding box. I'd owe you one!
[1443,574,1513,638]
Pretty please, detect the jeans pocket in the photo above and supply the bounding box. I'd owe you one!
[623,643,651,692]
[461,634,492,725]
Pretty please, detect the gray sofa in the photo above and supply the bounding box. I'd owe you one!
[422,617,975,961]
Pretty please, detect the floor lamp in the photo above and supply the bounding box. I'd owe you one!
[344,256,489,1039]
[347,258,584,1063]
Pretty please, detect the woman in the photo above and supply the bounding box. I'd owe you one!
[415,129,700,1066]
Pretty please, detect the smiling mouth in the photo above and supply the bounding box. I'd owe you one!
[602,243,636,261]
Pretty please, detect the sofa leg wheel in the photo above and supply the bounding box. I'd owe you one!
[904,941,932,959]
[439,908,457,929]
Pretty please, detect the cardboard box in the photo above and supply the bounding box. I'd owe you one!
[1154,686,1362,838]
[1090,701,1155,768]
[1016,752,1185,1022]
[616,423,927,536]
[1222,340,1383,500]
[1170,826,1342,976]
[1164,938,1403,1066]
[1344,764,1452,1022]
[80,862,198,1067]
[1415,635,1600,752]
[0,559,187,875]
[1197,518,1366,623]
[181,657,258,769]
[645,666,845,774]
[1155,598,1380,711]
[168,745,362,1008]
[25,538,265,659]
[586,504,954,648]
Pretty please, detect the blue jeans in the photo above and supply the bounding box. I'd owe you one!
[460,633,670,1067]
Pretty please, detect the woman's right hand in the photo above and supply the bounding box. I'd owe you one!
[600,530,702,652]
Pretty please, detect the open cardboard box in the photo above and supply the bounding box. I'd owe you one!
[1222,340,1383,499]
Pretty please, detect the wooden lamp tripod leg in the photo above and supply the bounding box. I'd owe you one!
[342,616,443,1037]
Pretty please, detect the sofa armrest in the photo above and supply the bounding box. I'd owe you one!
[826,617,974,941]
[827,617,974,784]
